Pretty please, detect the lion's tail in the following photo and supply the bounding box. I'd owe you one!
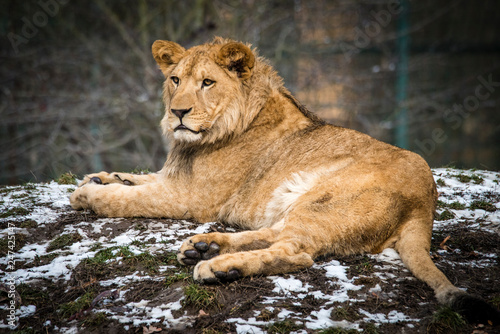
[395,217,500,326]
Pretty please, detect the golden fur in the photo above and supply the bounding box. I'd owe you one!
[70,37,499,323]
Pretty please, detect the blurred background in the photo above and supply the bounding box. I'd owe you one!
[1,0,499,185]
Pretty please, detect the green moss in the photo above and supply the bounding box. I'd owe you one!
[125,252,163,273]
[266,319,303,334]
[85,246,135,265]
[84,245,172,274]
[22,183,37,191]
[447,201,466,210]
[59,290,97,318]
[436,178,446,187]
[0,207,31,218]
[47,233,82,252]
[130,167,152,174]
[469,200,496,212]
[89,242,103,252]
[32,253,59,266]
[161,251,181,267]
[436,200,446,208]
[183,284,221,310]
[165,271,192,287]
[437,201,466,210]
[0,233,27,256]
[428,306,466,333]
[20,220,38,228]
[200,330,223,334]
[11,193,29,199]
[134,223,147,231]
[471,174,484,184]
[354,256,374,274]
[361,323,380,334]
[436,209,455,221]
[331,305,361,322]
[456,174,471,183]
[17,283,49,307]
[319,327,359,334]
[319,329,359,334]
[81,311,109,328]
[56,172,78,185]
[455,173,484,184]
[129,239,146,247]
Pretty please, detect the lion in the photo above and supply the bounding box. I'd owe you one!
[70,37,499,324]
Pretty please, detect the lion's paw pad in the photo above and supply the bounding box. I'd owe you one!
[181,241,220,265]
[195,241,220,260]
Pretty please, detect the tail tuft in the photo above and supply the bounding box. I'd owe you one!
[451,293,500,326]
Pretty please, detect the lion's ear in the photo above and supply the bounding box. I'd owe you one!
[216,42,255,79]
[152,40,186,76]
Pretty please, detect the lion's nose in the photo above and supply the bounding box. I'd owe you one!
[171,108,192,119]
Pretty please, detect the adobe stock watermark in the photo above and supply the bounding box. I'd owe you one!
[5,222,18,329]
[414,74,499,157]
[340,0,409,63]
[7,0,69,54]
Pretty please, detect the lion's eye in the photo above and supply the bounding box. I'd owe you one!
[202,79,215,88]
[171,76,180,85]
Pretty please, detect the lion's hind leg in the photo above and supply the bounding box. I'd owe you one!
[395,217,500,325]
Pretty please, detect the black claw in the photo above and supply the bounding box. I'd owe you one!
[184,250,200,259]
[182,258,199,266]
[203,277,218,285]
[194,242,209,252]
[214,271,227,280]
[90,177,102,184]
[227,269,240,280]
[214,269,240,282]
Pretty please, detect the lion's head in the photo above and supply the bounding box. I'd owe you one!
[152,37,260,144]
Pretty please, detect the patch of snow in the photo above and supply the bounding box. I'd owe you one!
[369,284,382,294]
[235,323,266,334]
[359,308,417,323]
[372,248,403,266]
[321,260,347,281]
[270,275,310,294]
[56,327,78,334]
[305,308,359,330]
[433,168,500,232]
[18,305,36,318]
[277,309,296,319]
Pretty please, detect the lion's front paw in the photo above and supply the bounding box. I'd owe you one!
[178,238,220,266]
[193,260,240,284]
[70,186,90,210]
[78,172,134,187]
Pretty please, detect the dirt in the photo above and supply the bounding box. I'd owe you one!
[0,169,499,333]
